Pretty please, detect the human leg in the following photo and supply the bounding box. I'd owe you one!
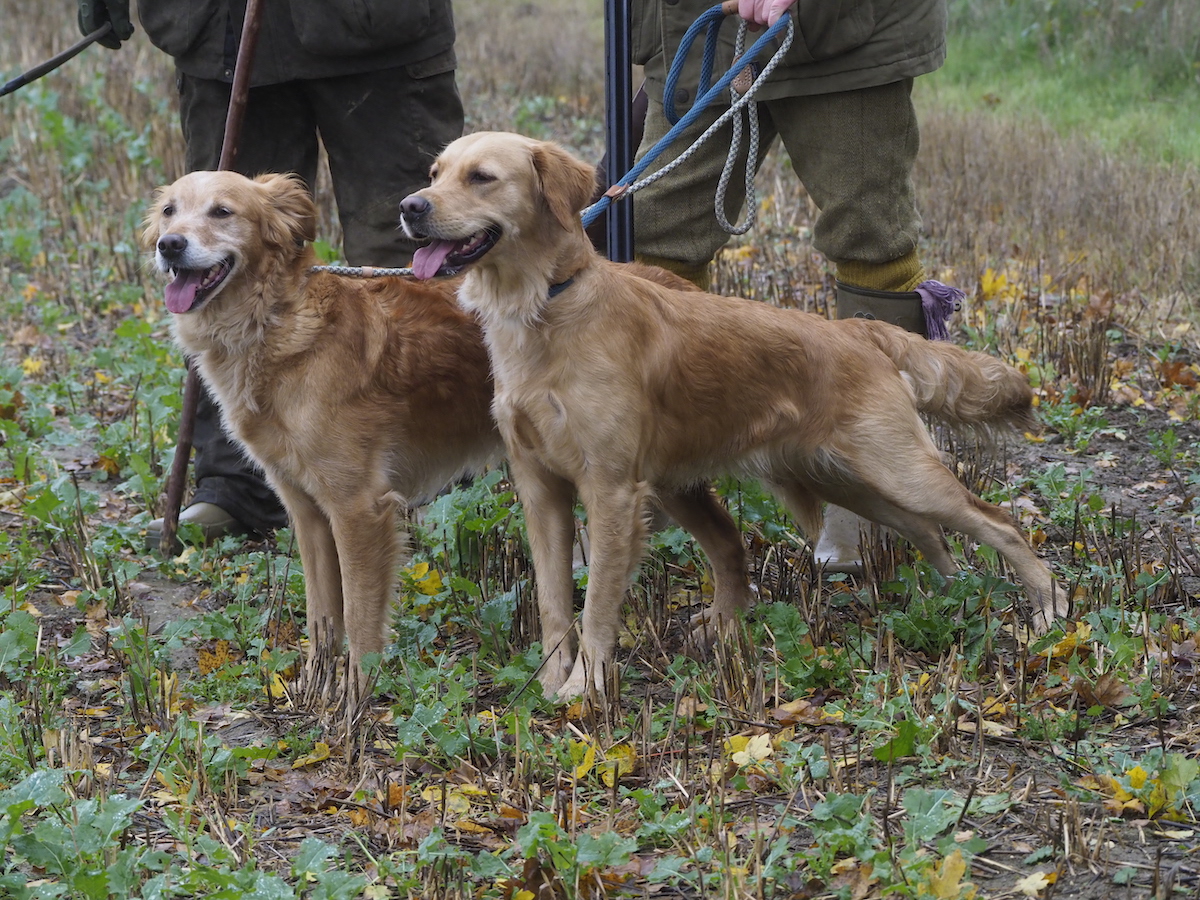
[631,91,779,289]
[307,53,463,266]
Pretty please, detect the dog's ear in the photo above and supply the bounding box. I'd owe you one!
[531,142,597,233]
[254,173,318,247]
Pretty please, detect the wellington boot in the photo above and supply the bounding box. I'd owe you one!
[835,280,963,340]
[835,281,926,334]
[813,505,865,575]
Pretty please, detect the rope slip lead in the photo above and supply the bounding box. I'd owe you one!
[310,265,414,276]
[582,5,794,232]
[714,18,772,235]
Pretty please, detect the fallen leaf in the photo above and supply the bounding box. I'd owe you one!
[727,733,772,766]
[1016,870,1056,897]
[292,741,331,769]
[601,743,637,787]
[927,849,973,899]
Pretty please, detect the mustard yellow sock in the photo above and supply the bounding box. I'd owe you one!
[635,254,712,292]
[835,249,924,293]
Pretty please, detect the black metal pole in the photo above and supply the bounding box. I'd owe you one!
[604,0,634,262]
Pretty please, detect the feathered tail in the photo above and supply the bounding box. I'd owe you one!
[844,319,1039,434]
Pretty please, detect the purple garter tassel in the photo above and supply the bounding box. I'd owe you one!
[915,280,964,342]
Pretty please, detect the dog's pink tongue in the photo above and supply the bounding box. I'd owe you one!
[412,240,456,280]
[165,271,204,313]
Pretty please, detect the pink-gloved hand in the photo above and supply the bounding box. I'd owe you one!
[736,0,795,26]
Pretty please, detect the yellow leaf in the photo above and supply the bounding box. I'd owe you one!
[1126,766,1148,791]
[268,672,288,700]
[422,784,471,815]
[601,743,637,787]
[1016,871,1056,897]
[406,561,444,595]
[927,849,972,899]
[730,733,772,767]
[452,819,492,833]
[980,696,1007,719]
[21,356,44,376]
[1045,623,1091,658]
[570,738,596,779]
[1157,829,1194,840]
[292,741,331,768]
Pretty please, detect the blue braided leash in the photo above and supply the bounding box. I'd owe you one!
[580,5,792,229]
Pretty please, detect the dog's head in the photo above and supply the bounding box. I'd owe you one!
[143,171,316,315]
[399,132,596,280]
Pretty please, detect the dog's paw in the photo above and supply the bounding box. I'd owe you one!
[552,668,593,704]
[1026,582,1074,636]
[685,606,739,658]
[548,651,612,704]
[537,649,574,699]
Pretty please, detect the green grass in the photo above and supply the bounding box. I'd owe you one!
[929,0,1200,165]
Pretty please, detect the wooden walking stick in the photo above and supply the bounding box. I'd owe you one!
[159,0,265,554]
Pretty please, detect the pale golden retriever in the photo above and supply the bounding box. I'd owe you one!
[400,131,1069,702]
[144,170,751,697]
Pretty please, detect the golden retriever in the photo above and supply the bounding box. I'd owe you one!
[400,131,1069,702]
[143,171,499,695]
[144,170,752,697]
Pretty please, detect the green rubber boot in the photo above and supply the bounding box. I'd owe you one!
[835,281,927,336]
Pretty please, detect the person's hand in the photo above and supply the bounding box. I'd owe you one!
[736,0,796,27]
[77,0,134,49]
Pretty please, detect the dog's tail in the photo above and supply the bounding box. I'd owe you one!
[847,319,1039,434]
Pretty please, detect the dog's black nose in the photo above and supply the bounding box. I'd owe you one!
[158,233,188,257]
[399,194,430,221]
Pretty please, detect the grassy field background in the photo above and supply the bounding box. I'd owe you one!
[1,1,1199,898]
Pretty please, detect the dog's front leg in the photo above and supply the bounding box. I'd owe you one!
[273,483,345,673]
[327,489,404,699]
[555,477,652,702]
[508,452,578,697]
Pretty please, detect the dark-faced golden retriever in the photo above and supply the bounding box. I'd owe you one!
[400,131,1069,702]
[145,170,752,697]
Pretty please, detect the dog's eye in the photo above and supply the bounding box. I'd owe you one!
[210,205,233,218]
[468,170,496,185]
[162,204,174,217]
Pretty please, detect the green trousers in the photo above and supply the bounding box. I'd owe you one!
[632,79,923,291]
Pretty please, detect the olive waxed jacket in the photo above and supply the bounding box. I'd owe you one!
[137,0,456,84]
[633,0,946,112]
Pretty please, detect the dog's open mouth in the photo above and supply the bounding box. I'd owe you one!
[164,257,233,314]
[411,226,500,280]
